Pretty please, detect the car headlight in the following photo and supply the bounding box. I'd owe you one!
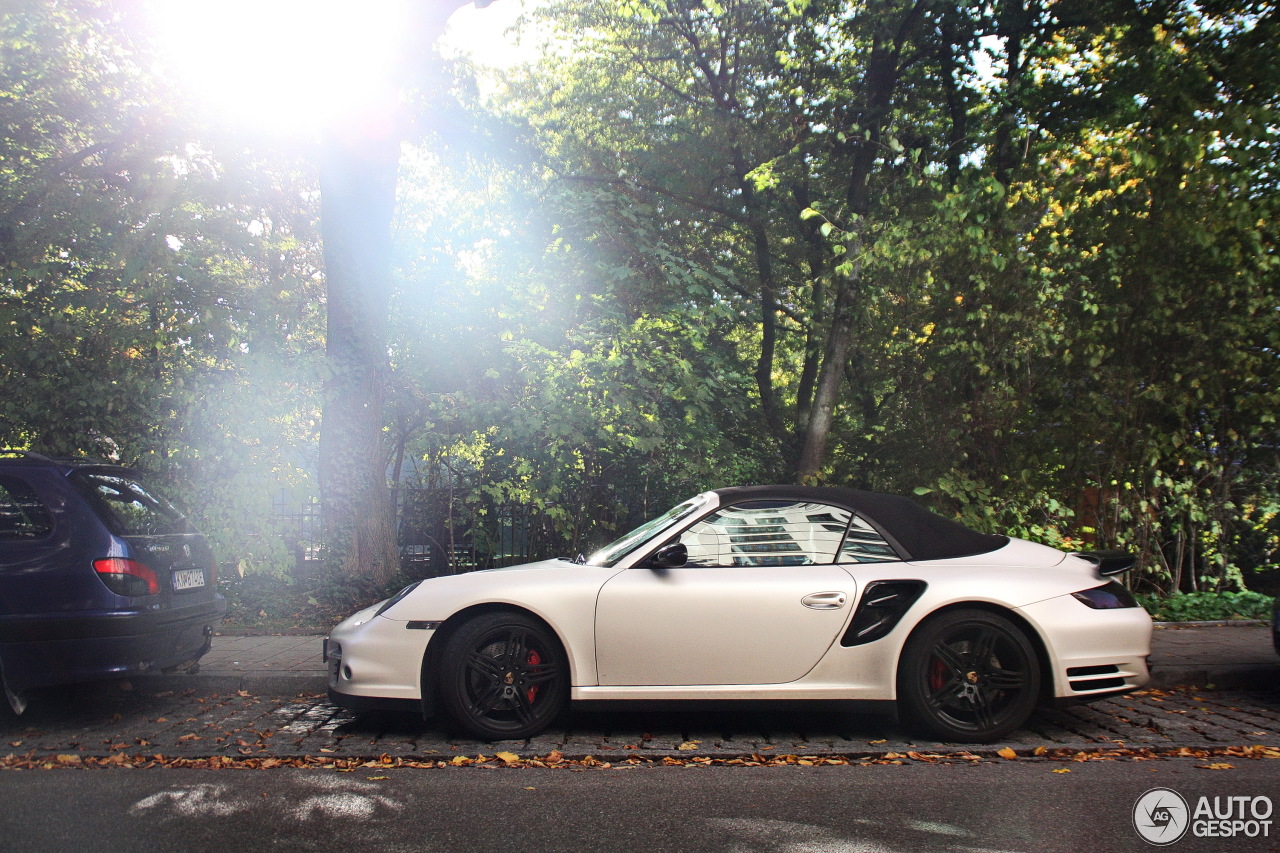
[374,581,423,617]
[1071,581,1139,610]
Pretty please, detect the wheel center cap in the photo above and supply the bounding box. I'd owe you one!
[966,671,980,684]
[504,672,515,685]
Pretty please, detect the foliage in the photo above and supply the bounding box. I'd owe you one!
[476,0,1280,594]
[0,1,325,574]
[2,0,1277,608]
[219,569,400,633]
[1136,592,1275,624]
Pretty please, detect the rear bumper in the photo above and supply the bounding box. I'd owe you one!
[0,596,226,691]
[1016,596,1152,699]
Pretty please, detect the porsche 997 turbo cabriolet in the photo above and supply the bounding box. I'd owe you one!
[326,486,1151,743]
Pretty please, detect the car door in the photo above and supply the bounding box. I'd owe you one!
[594,499,861,686]
[0,472,65,613]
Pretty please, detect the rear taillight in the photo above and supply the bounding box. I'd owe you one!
[1072,580,1139,609]
[93,558,160,596]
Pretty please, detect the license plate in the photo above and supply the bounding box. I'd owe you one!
[172,567,206,591]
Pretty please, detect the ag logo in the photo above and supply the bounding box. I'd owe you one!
[1134,788,1190,845]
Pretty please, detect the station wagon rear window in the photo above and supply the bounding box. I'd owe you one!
[70,472,191,536]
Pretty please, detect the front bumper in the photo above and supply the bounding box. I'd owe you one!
[324,608,434,710]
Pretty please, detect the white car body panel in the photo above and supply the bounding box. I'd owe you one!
[329,608,432,702]
[1014,595,1152,696]
[595,564,855,685]
[376,559,620,687]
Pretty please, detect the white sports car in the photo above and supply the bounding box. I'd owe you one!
[325,486,1152,743]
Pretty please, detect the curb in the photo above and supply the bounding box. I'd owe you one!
[133,673,327,697]
[1152,620,1268,628]
[1146,665,1277,691]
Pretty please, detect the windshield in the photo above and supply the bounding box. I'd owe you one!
[585,493,714,567]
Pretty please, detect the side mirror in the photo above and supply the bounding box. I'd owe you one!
[647,542,688,569]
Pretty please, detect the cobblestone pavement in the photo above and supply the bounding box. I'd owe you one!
[2,681,1277,763]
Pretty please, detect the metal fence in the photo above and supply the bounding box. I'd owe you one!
[271,489,562,578]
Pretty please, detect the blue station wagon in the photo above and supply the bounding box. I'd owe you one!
[0,451,225,713]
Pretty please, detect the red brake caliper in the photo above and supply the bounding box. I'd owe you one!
[929,656,946,693]
[526,649,542,703]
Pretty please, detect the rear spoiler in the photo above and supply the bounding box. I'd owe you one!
[1071,550,1137,576]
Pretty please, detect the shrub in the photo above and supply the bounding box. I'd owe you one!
[1136,591,1274,622]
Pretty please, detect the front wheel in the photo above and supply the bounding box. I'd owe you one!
[436,612,568,740]
[897,609,1040,743]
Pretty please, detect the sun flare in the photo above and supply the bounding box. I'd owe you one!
[149,0,420,134]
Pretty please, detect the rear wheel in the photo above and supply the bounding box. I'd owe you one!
[897,609,1039,743]
[437,612,568,740]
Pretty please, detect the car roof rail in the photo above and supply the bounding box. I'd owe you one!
[0,449,57,463]
[0,450,122,468]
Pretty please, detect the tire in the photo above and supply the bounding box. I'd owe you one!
[897,609,1040,743]
[436,611,568,740]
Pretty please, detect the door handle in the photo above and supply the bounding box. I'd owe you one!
[801,591,848,610]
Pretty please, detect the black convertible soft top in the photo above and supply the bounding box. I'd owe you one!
[712,485,1008,563]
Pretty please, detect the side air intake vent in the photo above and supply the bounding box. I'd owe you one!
[840,580,928,647]
[1067,664,1126,692]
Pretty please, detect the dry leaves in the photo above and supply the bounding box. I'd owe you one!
[0,743,1274,772]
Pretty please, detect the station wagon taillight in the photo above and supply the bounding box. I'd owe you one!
[93,558,160,596]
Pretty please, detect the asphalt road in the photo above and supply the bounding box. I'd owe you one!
[1,759,1277,852]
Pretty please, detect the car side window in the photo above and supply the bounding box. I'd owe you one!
[837,514,901,563]
[0,475,54,540]
[677,500,853,567]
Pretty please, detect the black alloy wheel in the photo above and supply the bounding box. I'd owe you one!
[897,609,1040,743]
[437,611,568,740]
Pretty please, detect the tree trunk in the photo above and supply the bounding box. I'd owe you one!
[317,126,401,586]
[311,0,495,585]
[794,238,863,482]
